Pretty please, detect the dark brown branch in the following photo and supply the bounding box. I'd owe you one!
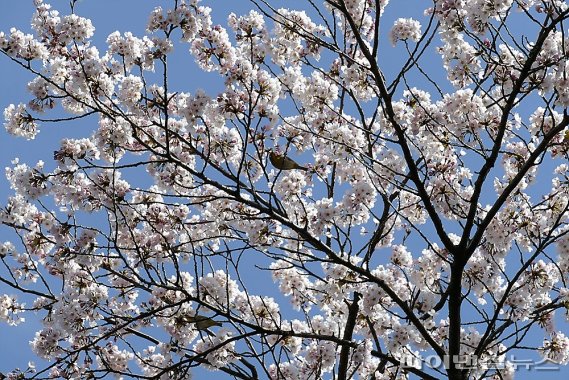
[338,291,361,380]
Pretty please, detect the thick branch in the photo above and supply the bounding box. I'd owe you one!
[338,292,361,380]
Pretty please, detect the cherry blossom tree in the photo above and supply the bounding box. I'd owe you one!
[1,0,569,379]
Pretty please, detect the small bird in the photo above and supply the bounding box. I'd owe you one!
[184,314,222,329]
[269,149,308,171]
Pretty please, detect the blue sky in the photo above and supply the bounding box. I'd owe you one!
[0,1,567,379]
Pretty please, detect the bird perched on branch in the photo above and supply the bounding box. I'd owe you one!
[269,149,308,171]
[182,314,222,336]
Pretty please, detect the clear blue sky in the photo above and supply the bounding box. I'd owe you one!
[0,1,566,379]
